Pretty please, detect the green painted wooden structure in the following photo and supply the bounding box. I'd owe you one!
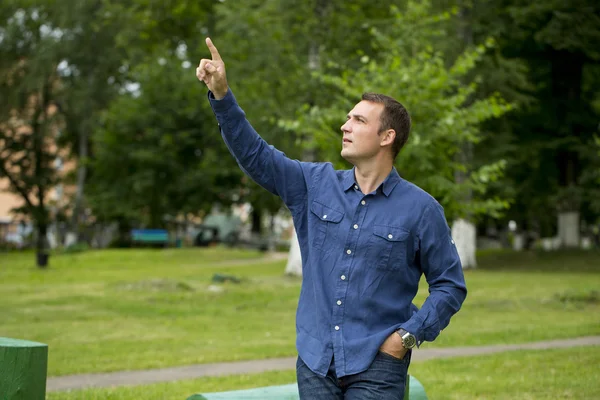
[0,337,48,400]
[187,375,427,400]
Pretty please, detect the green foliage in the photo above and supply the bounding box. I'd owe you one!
[213,0,396,217]
[0,2,62,198]
[0,1,65,260]
[281,2,513,220]
[87,52,240,226]
[508,0,600,60]
[105,0,216,64]
[2,0,598,241]
[581,136,600,215]
[51,0,130,153]
[491,0,600,232]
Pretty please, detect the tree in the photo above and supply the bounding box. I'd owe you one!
[214,0,396,274]
[62,0,223,240]
[467,0,600,246]
[86,50,241,231]
[0,1,65,267]
[281,1,513,268]
[50,0,130,245]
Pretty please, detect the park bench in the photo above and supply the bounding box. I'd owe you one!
[130,229,170,247]
[187,375,428,399]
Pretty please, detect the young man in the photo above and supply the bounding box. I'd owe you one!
[197,37,467,400]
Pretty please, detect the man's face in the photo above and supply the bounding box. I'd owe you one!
[340,100,387,163]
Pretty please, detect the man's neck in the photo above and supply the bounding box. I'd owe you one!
[353,159,394,195]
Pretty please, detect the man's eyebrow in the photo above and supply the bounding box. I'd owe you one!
[347,113,368,122]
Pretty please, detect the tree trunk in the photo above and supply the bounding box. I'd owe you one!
[251,206,262,234]
[34,83,49,268]
[267,213,276,252]
[117,217,132,247]
[67,119,88,247]
[285,228,303,276]
[149,172,164,228]
[558,211,580,248]
[451,218,476,268]
[36,222,49,268]
[452,1,476,269]
[553,52,583,249]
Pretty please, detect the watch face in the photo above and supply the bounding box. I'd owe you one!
[403,334,417,348]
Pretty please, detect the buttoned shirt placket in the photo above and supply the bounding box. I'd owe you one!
[331,184,371,375]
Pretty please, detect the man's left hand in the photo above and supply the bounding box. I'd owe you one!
[379,331,408,360]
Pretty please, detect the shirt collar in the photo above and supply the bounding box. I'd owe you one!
[381,167,401,196]
[342,168,358,192]
[342,167,402,197]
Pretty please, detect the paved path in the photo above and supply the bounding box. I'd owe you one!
[47,335,600,392]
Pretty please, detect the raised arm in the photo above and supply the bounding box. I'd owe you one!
[196,38,310,211]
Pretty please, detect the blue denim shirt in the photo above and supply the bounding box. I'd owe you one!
[208,90,467,378]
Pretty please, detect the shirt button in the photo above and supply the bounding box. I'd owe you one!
[353,224,358,229]
[361,200,366,205]
[337,300,342,305]
[346,249,352,255]
[388,234,393,239]
[354,185,359,190]
[323,214,327,219]
[341,275,346,280]
[335,326,340,331]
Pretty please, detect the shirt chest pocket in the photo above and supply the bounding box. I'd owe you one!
[367,224,411,271]
[310,201,344,252]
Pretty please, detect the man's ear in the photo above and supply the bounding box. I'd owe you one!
[380,129,396,147]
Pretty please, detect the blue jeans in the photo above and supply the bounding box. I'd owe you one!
[296,351,411,400]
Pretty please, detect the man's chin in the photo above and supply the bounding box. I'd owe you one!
[341,150,355,164]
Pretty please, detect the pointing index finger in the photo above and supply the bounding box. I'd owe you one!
[205,37,222,61]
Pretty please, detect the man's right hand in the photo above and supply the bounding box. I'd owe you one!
[196,37,228,100]
[379,331,409,360]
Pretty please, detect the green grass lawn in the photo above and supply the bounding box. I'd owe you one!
[46,346,600,400]
[1,248,599,378]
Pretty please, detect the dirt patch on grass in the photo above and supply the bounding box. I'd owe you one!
[555,290,600,305]
[113,279,195,292]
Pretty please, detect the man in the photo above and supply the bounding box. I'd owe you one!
[197,37,467,399]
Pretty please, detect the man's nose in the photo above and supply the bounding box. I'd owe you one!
[341,121,350,133]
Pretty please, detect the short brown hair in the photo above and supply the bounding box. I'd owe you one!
[361,93,411,158]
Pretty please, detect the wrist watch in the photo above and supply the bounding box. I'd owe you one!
[396,328,417,349]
